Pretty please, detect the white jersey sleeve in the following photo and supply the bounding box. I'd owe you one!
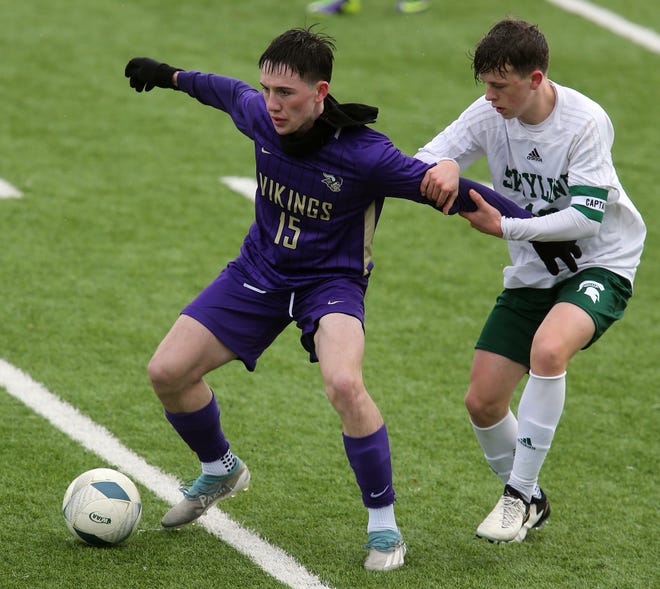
[416,83,645,289]
[502,206,599,241]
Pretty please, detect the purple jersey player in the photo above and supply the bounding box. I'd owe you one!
[124,27,567,571]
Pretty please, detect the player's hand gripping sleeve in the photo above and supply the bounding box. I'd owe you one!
[125,57,181,92]
[448,178,533,219]
[450,178,582,275]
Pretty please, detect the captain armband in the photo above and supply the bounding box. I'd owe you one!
[569,185,608,223]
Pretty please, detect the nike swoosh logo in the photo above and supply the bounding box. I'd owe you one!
[261,147,271,154]
[242,282,267,294]
[370,485,390,499]
[327,300,344,305]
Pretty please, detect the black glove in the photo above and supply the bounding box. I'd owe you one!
[125,57,180,92]
[531,241,582,276]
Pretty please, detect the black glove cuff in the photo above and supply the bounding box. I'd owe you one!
[155,63,181,89]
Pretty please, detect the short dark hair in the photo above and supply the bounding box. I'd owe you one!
[472,19,549,80]
[258,27,336,84]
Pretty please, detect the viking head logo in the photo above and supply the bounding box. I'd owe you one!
[578,280,605,303]
[322,172,343,193]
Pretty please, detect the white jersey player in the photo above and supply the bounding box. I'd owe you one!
[417,19,645,543]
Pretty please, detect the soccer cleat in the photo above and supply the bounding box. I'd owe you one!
[364,529,406,571]
[395,0,430,14]
[306,0,361,15]
[161,459,250,528]
[513,487,551,542]
[476,485,530,543]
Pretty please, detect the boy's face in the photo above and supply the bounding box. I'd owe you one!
[479,66,540,123]
[260,64,328,136]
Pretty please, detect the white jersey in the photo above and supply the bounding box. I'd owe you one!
[416,82,646,289]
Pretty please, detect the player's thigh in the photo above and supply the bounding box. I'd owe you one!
[150,314,236,384]
[475,287,553,369]
[530,302,595,374]
[555,267,632,348]
[315,313,365,380]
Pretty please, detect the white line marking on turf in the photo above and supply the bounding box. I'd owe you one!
[547,0,660,54]
[0,178,23,198]
[221,176,257,202]
[0,359,332,589]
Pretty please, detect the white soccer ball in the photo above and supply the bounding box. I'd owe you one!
[62,468,142,546]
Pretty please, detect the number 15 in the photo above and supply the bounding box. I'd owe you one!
[274,212,300,250]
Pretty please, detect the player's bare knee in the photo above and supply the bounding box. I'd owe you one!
[530,339,567,375]
[147,353,184,398]
[324,373,364,411]
[465,388,506,426]
[464,388,485,418]
[325,370,361,394]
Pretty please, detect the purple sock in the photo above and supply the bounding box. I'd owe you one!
[165,394,230,462]
[343,424,395,508]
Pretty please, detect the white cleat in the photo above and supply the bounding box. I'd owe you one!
[513,487,551,542]
[364,529,406,571]
[476,485,529,543]
[162,459,250,528]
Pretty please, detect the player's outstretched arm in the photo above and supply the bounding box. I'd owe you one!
[452,181,581,275]
[449,178,532,220]
[125,57,181,92]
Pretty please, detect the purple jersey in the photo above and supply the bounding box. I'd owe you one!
[178,71,436,289]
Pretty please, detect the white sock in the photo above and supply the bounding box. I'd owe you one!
[367,504,397,533]
[471,410,518,485]
[201,449,236,476]
[508,371,566,502]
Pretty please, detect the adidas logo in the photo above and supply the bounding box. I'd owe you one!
[517,436,536,450]
[526,148,542,162]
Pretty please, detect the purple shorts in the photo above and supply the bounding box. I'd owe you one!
[182,261,368,371]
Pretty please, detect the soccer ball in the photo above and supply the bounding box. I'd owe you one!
[62,468,142,546]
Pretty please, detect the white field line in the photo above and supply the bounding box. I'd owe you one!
[0,178,22,198]
[221,176,257,201]
[0,359,332,589]
[546,0,660,54]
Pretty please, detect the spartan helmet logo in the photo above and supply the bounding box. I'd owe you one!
[578,280,605,303]
[322,172,343,193]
